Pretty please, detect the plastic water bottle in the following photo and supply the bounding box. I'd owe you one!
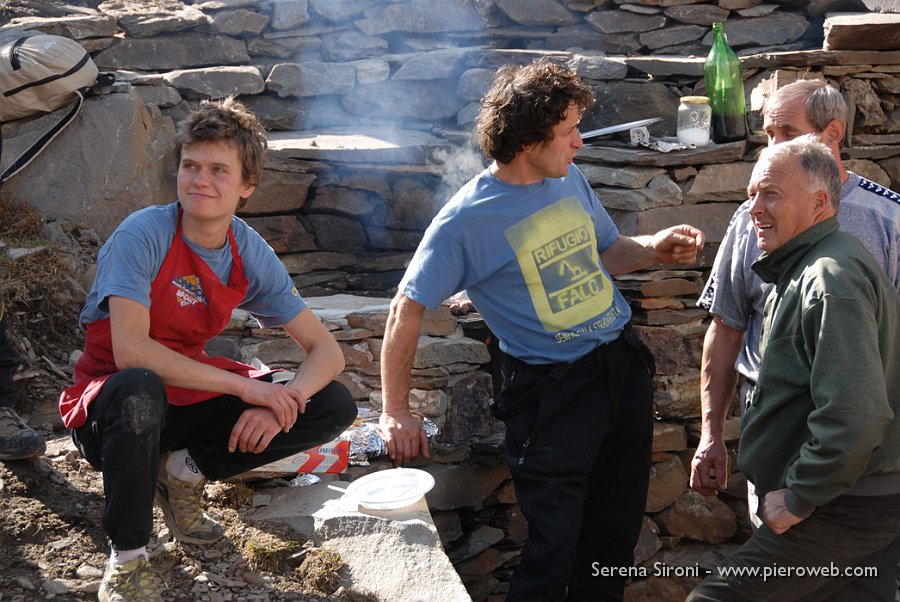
[704,23,748,143]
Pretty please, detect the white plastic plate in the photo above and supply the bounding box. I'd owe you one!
[344,467,435,510]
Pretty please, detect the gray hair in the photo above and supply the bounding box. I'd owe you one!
[762,79,848,134]
[758,137,841,212]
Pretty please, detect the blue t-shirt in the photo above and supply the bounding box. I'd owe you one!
[81,202,306,328]
[400,164,631,364]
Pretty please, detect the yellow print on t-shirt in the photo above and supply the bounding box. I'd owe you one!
[505,196,614,333]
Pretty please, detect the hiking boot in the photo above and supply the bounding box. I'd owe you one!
[154,455,224,545]
[98,556,162,602]
[0,406,45,461]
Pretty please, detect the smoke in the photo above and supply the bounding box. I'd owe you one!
[431,136,488,206]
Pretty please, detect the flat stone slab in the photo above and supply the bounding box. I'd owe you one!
[268,128,453,164]
[249,481,472,601]
[578,140,747,167]
[618,48,900,77]
[741,49,900,68]
[624,55,706,78]
[304,294,392,323]
[824,13,900,52]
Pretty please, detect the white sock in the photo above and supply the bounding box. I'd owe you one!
[166,449,205,485]
[111,547,147,566]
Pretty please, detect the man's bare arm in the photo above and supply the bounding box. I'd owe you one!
[379,293,430,465]
[690,316,745,495]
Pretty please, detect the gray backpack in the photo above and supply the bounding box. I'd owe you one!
[0,34,99,185]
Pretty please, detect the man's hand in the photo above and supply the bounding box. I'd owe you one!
[651,224,705,265]
[228,407,282,453]
[443,291,475,316]
[690,434,729,496]
[763,489,806,535]
[241,379,306,432]
[379,410,430,466]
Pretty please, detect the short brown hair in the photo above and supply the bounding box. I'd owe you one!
[174,97,268,206]
[476,59,596,164]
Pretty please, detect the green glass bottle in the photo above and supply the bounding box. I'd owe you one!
[704,22,748,143]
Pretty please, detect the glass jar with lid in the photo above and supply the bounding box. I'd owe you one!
[677,96,712,146]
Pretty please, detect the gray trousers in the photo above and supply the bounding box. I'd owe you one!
[688,492,900,601]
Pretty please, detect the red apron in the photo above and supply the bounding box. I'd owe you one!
[59,211,271,428]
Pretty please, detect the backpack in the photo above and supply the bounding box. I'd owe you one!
[0,34,100,185]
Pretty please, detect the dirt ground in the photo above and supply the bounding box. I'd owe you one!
[0,438,365,601]
[0,198,374,601]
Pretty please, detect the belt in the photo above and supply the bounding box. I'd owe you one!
[493,324,648,421]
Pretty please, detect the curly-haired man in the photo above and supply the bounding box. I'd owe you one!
[379,59,705,601]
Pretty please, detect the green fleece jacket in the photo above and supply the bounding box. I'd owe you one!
[740,217,900,517]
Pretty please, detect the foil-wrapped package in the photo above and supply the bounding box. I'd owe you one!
[344,418,439,466]
[346,423,387,465]
[422,417,439,439]
[289,473,321,487]
[637,136,697,153]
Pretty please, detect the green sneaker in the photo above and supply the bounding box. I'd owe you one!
[98,556,161,602]
[0,406,45,461]
[154,454,224,545]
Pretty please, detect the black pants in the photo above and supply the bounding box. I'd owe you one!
[0,301,21,408]
[497,330,655,602]
[72,368,357,550]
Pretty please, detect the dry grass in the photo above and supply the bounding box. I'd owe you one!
[0,246,71,307]
[339,589,380,602]
[207,481,254,509]
[240,530,302,572]
[0,193,42,241]
[296,548,345,595]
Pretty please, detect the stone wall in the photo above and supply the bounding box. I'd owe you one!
[2,2,900,601]
[3,1,899,249]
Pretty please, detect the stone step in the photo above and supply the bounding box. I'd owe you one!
[268,128,454,165]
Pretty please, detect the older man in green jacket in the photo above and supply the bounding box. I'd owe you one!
[689,138,900,601]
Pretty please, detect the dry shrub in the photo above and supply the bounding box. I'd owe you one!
[0,194,81,361]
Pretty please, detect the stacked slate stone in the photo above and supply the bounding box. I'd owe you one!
[2,1,898,284]
[2,1,899,600]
